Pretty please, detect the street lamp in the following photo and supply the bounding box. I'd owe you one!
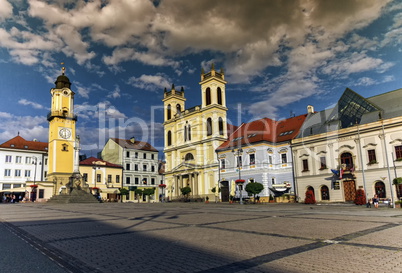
[92,166,100,198]
[31,156,41,202]
[232,148,244,204]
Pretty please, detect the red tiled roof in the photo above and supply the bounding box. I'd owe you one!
[216,114,307,151]
[0,135,48,152]
[226,123,238,137]
[111,138,158,152]
[79,156,123,168]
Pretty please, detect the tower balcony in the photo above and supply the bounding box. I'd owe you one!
[47,111,78,121]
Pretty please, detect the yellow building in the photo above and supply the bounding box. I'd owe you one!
[79,157,123,201]
[46,68,77,190]
[163,65,229,200]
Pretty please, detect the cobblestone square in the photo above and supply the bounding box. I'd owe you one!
[1,203,401,273]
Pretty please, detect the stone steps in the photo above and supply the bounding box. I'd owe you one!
[47,189,100,204]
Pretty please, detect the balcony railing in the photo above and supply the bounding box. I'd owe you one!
[47,111,78,121]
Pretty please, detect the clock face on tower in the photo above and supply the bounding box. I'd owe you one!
[59,128,72,139]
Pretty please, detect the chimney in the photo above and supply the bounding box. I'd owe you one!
[307,105,314,114]
[130,137,135,143]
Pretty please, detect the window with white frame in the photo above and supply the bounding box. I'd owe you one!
[24,170,31,177]
[220,159,226,169]
[320,157,327,169]
[5,155,12,163]
[281,153,287,163]
[15,169,21,177]
[302,159,309,171]
[368,149,377,164]
[395,145,402,160]
[16,156,22,163]
[4,169,11,176]
[249,154,255,166]
[25,157,32,164]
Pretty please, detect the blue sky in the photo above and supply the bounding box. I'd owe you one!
[1,0,402,157]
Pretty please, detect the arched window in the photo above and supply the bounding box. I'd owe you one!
[206,118,212,136]
[341,152,353,170]
[217,87,222,105]
[375,181,386,198]
[167,131,172,146]
[184,122,191,141]
[321,185,330,200]
[185,153,194,161]
[167,104,171,120]
[206,87,211,105]
[218,117,224,135]
[176,104,181,115]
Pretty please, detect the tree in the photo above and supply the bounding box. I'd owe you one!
[180,186,191,200]
[143,188,156,203]
[119,188,129,203]
[134,189,143,203]
[393,177,402,198]
[354,188,366,205]
[245,182,264,203]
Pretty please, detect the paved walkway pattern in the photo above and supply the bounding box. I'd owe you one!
[1,202,401,273]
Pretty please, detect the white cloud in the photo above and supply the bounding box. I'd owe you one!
[107,85,121,99]
[0,113,48,143]
[18,99,46,109]
[0,0,13,22]
[127,74,171,92]
[102,48,180,70]
[0,111,12,118]
[322,52,389,77]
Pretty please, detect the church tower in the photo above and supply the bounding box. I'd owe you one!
[162,64,228,200]
[47,67,77,189]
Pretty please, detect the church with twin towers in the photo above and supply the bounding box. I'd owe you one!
[162,64,230,200]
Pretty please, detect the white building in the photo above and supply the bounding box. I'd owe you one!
[216,115,307,202]
[0,135,48,200]
[101,137,161,202]
[292,88,402,204]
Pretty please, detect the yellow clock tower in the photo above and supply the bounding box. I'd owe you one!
[47,68,77,190]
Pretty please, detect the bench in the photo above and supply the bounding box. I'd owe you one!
[368,198,392,207]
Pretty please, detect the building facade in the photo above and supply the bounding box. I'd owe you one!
[0,135,48,201]
[101,137,161,202]
[292,88,402,204]
[79,157,123,201]
[216,115,307,202]
[163,65,229,200]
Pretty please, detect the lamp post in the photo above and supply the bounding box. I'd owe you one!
[92,166,100,198]
[232,148,244,204]
[30,156,40,202]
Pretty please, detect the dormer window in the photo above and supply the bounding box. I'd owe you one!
[10,144,15,147]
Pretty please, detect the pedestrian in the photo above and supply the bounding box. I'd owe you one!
[372,194,379,208]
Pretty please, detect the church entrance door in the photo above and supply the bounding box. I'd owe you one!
[343,180,356,201]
